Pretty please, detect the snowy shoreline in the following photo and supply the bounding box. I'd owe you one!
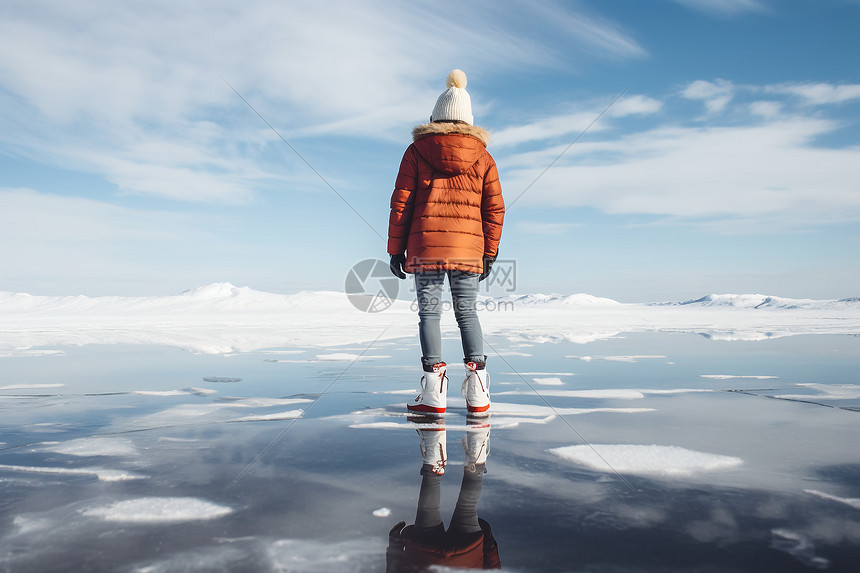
[1,283,858,356]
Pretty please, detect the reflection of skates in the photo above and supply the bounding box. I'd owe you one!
[414,417,447,476]
[462,361,490,415]
[408,362,448,414]
[463,418,490,473]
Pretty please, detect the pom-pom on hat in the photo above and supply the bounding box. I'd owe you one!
[430,69,474,125]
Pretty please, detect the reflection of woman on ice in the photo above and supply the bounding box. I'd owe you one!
[388,69,505,415]
[387,419,500,571]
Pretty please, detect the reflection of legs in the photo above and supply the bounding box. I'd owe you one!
[449,270,483,363]
[450,423,489,535]
[414,470,444,539]
[415,271,446,367]
[448,468,484,535]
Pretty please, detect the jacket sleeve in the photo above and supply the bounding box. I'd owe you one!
[481,157,505,258]
[388,145,418,256]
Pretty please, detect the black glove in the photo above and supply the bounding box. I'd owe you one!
[389,254,407,279]
[479,255,496,282]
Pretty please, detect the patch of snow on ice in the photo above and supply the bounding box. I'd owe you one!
[502,372,575,376]
[566,355,666,363]
[133,390,191,396]
[228,410,303,422]
[81,497,232,523]
[548,444,743,477]
[349,422,405,429]
[493,403,653,417]
[804,489,860,510]
[0,464,145,481]
[313,353,389,361]
[373,507,392,517]
[532,377,565,386]
[498,389,645,399]
[42,437,137,457]
[490,415,558,428]
[202,377,242,383]
[701,374,778,380]
[374,389,417,395]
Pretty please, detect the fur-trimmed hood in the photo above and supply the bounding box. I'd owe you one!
[412,122,490,147]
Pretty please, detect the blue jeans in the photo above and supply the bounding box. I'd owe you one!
[414,270,484,367]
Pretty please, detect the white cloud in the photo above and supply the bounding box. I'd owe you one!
[749,101,782,118]
[609,94,664,117]
[492,112,600,147]
[682,79,735,113]
[0,1,646,203]
[529,2,647,60]
[765,82,860,105]
[492,94,660,148]
[502,116,860,224]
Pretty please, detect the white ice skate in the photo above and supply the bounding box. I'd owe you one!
[461,361,490,415]
[407,362,448,414]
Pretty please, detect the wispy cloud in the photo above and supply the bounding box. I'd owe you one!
[492,94,661,148]
[682,80,735,113]
[764,83,860,105]
[0,1,646,204]
[498,82,860,228]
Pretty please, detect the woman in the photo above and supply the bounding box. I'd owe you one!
[388,69,505,415]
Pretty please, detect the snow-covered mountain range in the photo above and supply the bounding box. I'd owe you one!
[1,283,858,355]
[652,294,860,309]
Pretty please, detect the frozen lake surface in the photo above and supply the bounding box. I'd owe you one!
[1,332,859,571]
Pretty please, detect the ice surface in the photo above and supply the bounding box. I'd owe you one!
[0,290,858,571]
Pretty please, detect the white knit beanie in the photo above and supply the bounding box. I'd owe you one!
[430,69,473,125]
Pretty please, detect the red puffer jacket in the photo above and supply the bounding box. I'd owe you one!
[388,122,505,274]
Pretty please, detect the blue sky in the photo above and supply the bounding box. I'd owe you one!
[1,0,858,302]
